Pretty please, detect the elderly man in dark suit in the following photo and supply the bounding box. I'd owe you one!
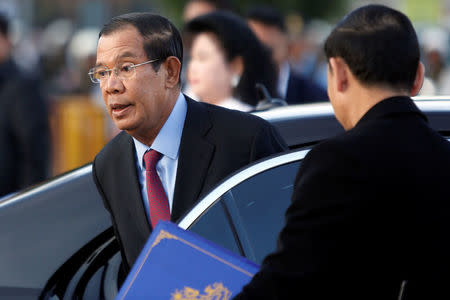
[0,13,50,197]
[90,12,287,276]
[234,5,450,300]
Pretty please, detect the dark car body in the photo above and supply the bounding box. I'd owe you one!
[1,98,449,300]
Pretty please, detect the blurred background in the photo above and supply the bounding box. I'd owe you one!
[2,0,450,179]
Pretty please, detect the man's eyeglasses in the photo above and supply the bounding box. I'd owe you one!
[88,58,160,84]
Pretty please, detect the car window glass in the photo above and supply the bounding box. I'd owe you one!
[82,266,103,299]
[223,161,300,264]
[189,200,241,256]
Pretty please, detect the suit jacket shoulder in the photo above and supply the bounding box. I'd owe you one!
[171,98,287,220]
[193,99,287,160]
[93,131,133,178]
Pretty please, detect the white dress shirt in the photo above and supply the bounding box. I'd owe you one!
[133,93,187,224]
[277,61,290,99]
[220,97,254,112]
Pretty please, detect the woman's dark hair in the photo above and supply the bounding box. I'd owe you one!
[324,4,420,92]
[183,11,278,106]
[99,12,183,79]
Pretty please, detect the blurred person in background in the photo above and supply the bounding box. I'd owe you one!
[66,28,100,96]
[288,18,331,91]
[38,18,77,101]
[67,27,121,139]
[419,26,450,95]
[183,11,278,111]
[0,13,50,197]
[419,26,448,85]
[183,0,233,23]
[182,0,234,100]
[246,5,328,104]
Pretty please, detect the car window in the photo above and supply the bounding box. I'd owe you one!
[187,160,300,264]
[189,200,242,256]
[222,161,300,263]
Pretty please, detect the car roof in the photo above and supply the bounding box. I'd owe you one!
[254,98,450,147]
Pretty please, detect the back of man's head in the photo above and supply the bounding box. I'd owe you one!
[246,5,286,34]
[324,4,419,92]
[245,5,289,69]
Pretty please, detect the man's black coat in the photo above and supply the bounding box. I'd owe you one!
[0,59,50,197]
[235,97,450,300]
[284,71,328,105]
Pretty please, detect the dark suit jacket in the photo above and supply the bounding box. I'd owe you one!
[92,96,287,272]
[0,59,50,197]
[284,70,328,105]
[234,96,450,300]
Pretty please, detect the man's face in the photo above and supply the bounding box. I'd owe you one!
[96,25,172,140]
[248,20,288,69]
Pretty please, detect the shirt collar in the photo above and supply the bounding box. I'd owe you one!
[133,93,187,170]
[277,61,290,98]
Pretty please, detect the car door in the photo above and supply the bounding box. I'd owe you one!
[39,149,309,300]
[179,149,309,264]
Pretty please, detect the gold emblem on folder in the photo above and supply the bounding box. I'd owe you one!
[170,282,231,300]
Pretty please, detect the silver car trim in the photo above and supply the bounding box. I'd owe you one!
[178,149,310,229]
[0,165,93,208]
[254,102,334,121]
[413,96,450,101]
[254,99,450,122]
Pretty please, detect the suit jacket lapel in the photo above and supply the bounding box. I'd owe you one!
[117,133,151,235]
[171,98,215,221]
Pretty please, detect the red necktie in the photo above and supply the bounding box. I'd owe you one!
[144,150,170,228]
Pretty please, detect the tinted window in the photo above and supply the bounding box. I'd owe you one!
[189,200,241,256]
[223,161,300,263]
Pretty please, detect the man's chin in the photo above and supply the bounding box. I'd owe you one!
[113,120,135,133]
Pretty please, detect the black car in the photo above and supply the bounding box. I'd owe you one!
[1,98,449,300]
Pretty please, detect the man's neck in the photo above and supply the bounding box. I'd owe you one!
[350,87,409,129]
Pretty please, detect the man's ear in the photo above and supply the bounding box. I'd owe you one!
[164,56,181,88]
[329,57,350,92]
[230,56,244,77]
[410,61,425,96]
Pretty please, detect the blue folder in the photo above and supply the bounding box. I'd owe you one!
[116,220,260,299]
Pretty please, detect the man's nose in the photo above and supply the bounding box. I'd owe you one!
[104,71,124,93]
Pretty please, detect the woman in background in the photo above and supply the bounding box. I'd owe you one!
[183,11,278,111]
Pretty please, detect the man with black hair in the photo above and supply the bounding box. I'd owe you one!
[234,5,450,300]
[0,13,50,197]
[91,12,287,277]
[246,5,327,104]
